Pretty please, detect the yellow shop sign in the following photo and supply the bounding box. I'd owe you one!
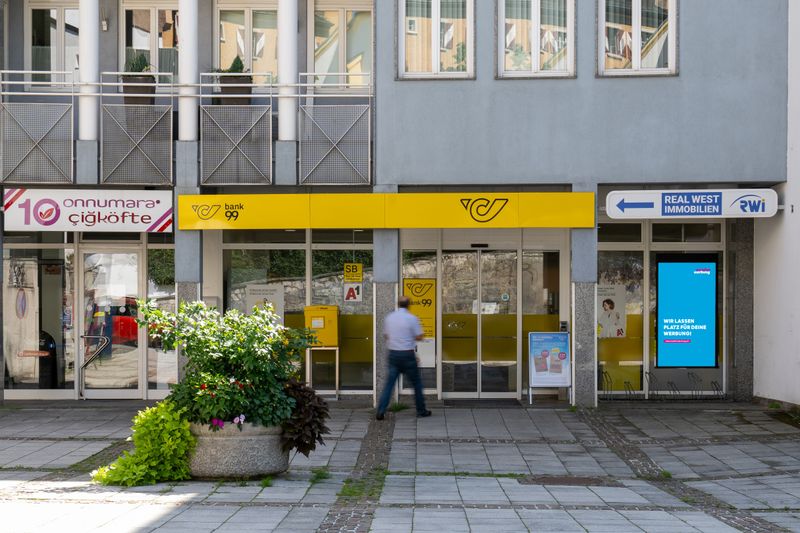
[177,192,594,230]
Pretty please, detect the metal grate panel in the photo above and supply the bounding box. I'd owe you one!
[299,104,370,185]
[101,104,172,184]
[201,105,272,185]
[1,102,73,183]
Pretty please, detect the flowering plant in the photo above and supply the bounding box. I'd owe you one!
[138,300,316,431]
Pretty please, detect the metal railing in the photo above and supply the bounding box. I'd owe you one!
[0,71,75,183]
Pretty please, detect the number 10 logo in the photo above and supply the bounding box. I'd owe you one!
[18,198,61,226]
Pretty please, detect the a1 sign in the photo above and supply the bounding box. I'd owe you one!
[606,189,779,219]
[343,263,363,283]
[344,282,363,302]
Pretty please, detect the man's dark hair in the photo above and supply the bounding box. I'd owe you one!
[398,295,411,309]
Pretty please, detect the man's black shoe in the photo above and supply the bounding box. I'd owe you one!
[376,412,385,421]
[417,410,432,418]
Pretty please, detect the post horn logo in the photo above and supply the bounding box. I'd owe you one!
[407,282,433,297]
[191,204,221,220]
[460,197,509,223]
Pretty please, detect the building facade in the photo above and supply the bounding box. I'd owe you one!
[0,0,789,406]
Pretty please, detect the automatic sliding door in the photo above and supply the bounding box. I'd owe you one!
[480,251,517,393]
[441,252,478,394]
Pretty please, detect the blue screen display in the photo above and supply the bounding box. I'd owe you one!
[657,262,717,368]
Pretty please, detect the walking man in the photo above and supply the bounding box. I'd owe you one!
[376,295,432,420]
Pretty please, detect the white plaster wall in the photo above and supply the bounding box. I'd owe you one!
[753,1,800,404]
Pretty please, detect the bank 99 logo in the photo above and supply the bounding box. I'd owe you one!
[460,197,509,223]
[18,198,60,226]
[406,282,434,308]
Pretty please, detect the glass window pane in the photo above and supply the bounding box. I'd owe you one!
[223,229,305,244]
[684,224,721,243]
[31,9,57,82]
[440,0,467,73]
[540,0,567,71]
[125,9,152,70]
[641,0,669,69]
[64,9,80,76]
[598,251,644,392]
[314,11,340,84]
[652,223,682,242]
[521,251,559,390]
[481,251,517,393]
[598,223,642,242]
[252,10,278,84]
[405,0,432,73]
[3,249,75,390]
[441,251,477,392]
[346,11,372,86]
[605,0,632,70]
[147,249,176,390]
[504,0,532,71]
[312,229,373,244]
[219,10,245,71]
[158,9,179,77]
[401,250,437,390]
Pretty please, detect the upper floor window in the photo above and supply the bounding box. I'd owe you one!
[26,4,79,83]
[599,0,676,75]
[398,0,474,78]
[311,1,372,87]
[216,2,277,85]
[499,0,574,77]
[121,5,179,78]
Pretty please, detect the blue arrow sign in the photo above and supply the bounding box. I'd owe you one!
[616,199,655,212]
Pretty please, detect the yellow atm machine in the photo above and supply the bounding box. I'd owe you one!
[304,305,339,396]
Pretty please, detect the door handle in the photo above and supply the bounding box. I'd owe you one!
[81,335,111,370]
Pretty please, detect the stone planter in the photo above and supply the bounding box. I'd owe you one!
[189,423,288,478]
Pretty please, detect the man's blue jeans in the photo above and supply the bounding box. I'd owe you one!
[377,350,427,415]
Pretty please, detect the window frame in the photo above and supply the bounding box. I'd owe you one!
[597,0,677,76]
[397,0,475,79]
[118,2,180,79]
[214,0,279,84]
[497,0,576,78]
[24,1,79,86]
[306,0,373,90]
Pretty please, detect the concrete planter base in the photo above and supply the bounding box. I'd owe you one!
[189,423,289,478]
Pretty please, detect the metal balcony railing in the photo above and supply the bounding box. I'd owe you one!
[198,73,273,185]
[0,71,74,184]
[100,72,174,185]
[298,73,371,186]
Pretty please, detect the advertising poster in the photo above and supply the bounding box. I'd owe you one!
[597,285,627,338]
[529,332,571,387]
[245,284,285,324]
[403,279,436,368]
[656,260,717,367]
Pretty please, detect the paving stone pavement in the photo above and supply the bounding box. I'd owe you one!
[2,402,800,531]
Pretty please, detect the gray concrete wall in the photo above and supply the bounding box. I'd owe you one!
[375,0,788,186]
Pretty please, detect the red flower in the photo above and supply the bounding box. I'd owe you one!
[210,393,216,398]
[200,383,207,390]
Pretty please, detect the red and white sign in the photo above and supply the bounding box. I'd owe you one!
[3,188,173,232]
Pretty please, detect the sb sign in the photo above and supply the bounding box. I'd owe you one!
[343,263,363,283]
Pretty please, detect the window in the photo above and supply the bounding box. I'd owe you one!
[312,4,372,86]
[121,5,179,78]
[217,3,277,85]
[599,0,676,75]
[499,0,575,77]
[27,5,79,83]
[399,0,474,78]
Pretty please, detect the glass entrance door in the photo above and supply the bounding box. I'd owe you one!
[441,250,518,397]
[80,251,142,398]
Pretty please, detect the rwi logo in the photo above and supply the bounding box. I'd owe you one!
[460,197,509,223]
[731,194,766,214]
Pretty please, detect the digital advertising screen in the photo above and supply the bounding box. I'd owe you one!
[656,257,718,368]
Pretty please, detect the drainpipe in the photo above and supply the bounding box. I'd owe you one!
[278,0,298,141]
[78,0,99,141]
[178,0,198,141]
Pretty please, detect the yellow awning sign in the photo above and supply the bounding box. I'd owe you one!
[177,192,595,230]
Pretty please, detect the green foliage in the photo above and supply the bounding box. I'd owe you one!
[147,249,175,287]
[260,476,273,488]
[389,402,409,413]
[338,467,386,500]
[768,401,782,409]
[660,470,672,479]
[125,53,151,73]
[281,380,330,457]
[225,56,245,73]
[91,401,195,487]
[139,300,315,430]
[309,467,331,484]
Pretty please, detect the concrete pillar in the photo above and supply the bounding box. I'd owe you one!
[278,0,298,141]
[373,228,400,406]
[729,219,754,401]
[0,211,4,404]
[571,184,598,407]
[78,0,99,141]
[178,0,199,141]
